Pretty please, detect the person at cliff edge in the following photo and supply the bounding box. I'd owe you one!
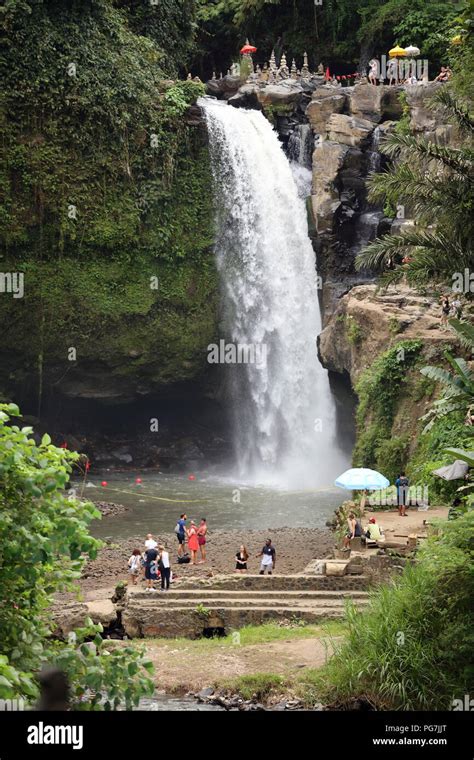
[257,539,276,575]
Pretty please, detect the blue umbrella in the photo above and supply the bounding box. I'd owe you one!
[335,467,390,491]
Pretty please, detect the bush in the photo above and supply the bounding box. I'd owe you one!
[0,403,154,708]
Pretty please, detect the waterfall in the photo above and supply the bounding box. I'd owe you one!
[288,123,313,199]
[200,98,348,489]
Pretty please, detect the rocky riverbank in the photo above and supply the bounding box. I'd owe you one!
[75,527,335,594]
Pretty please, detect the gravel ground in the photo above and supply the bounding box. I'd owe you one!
[79,527,335,593]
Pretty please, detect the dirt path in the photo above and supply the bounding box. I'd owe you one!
[143,635,337,692]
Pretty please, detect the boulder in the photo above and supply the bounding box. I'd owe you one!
[325,560,348,577]
[326,113,374,146]
[206,75,241,100]
[404,82,443,133]
[306,87,347,133]
[51,602,89,636]
[85,599,116,627]
[350,83,383,122]
[228,84,261,110]
[311,141,349,233]
[256,83,303,108]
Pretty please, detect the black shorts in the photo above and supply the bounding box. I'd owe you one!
[176,533,185,544]
[145,566,157,580]
[236,563,247,570]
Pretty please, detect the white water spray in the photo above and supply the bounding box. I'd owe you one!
[201,98,348,488]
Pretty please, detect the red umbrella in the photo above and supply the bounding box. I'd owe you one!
[240,43,257,54]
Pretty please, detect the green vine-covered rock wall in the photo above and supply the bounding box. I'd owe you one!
[0,1,218,405]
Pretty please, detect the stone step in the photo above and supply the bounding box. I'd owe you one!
[172,574,371,592]
[129,589,370,601]
[127,597,369,610]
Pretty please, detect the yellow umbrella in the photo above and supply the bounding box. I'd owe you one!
[389,45,407,58]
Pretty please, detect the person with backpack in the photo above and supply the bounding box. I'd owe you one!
[395,473,410,516]
[144,544,159,591]
[175,513,187,557]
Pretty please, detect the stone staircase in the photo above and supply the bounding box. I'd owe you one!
[121,574,371,639]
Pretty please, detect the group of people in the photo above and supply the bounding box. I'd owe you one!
[434,66,452,82]
[368,60,452,87]
[175,514,207,564]
[343,513,384,548]
[440,294,463,329]
[127,522,278,587]
[127,534,171,592]
[236,539,276,575]
[343,472,412,547]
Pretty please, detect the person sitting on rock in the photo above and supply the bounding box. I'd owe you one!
[364,517,383,543]
[343,512,363,548]
[257,538,276,575]
[434,66,451,82]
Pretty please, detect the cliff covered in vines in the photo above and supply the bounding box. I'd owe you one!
[0,0,217,408]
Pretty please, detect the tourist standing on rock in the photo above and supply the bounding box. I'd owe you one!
[257,539,275,575]
[197,518,208,563]
[127,549,142,585]
[235,545,249,573]
[158,544,171,591]
[187,520,199,565]
[144,544,159,591]
[175,513,187,557]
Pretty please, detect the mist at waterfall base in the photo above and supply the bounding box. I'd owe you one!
[201,99,350,490]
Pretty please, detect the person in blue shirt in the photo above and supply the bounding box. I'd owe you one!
[395,473,410,516]
[175,513,187,557]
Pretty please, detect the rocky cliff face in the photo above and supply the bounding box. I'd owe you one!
[318,284,450,385]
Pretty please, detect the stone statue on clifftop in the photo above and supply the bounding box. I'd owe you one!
[301,52,310,79]
[277,53,290,80]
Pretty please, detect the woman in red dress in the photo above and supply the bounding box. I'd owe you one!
[187,521,199,565]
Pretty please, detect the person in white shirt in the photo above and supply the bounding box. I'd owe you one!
[145,533,158,550]
[158,544,171,591]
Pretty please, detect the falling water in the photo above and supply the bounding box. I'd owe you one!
[200,98,348,489]
[288,124,313,198]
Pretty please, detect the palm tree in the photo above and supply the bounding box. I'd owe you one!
[420,318,474,432]
[355,88,474,288]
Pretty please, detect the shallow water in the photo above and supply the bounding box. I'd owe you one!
[138,694,223,711]
[77,471,344,540]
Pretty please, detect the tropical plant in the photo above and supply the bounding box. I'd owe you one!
[315,511,474,710]
[0,402,154,707]
[420,318,474,431]
[355,88,474,289]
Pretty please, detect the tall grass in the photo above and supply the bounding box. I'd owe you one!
[311,512,474,710]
